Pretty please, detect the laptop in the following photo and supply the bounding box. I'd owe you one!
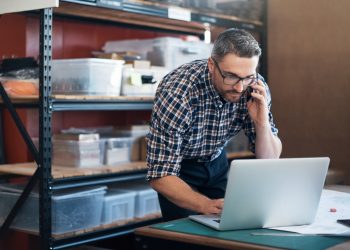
[189,157,330,231]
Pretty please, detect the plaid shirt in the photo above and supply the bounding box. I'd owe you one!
[146,59,278,180]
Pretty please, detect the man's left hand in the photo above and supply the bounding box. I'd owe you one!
[247,79,270,128]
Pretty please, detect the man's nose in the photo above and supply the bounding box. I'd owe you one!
[233,81,244,92]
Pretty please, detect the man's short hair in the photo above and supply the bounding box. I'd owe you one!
[211,28,261,61]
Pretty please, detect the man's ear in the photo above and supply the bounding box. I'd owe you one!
[208,57,214,74]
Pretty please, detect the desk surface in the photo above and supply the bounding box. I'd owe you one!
[135,225,278,250]
[134,218,350,250]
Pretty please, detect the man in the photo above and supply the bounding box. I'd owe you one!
[146,28,282,221]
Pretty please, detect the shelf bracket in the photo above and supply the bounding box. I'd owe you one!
[0,168,40,239]
[0,82,40,164]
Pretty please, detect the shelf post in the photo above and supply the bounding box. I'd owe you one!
[39,8,54,250]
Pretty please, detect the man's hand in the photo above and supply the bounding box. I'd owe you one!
[150,175,224,215]
[247,79,269,128]
[200,198,224,215]
[246,79,282,159]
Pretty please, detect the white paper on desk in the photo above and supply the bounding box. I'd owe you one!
[271,189,350,236]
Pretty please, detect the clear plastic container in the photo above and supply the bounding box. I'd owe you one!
[101,189,136,225]
[52,58,124,96]
[53,140,101,167]
[117,182,161,218]
[103,137,133,165]
[147,37,213,70]
[113,126,150,161]
[0,185,106,234]
[121,65,168,96]
[103,37,212,71]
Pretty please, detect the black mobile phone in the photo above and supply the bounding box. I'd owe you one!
[337,219,350,227]
[246,86,253,101]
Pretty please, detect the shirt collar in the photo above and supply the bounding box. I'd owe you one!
[202,61,225,108]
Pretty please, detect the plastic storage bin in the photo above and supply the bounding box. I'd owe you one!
[121,65,168,96]
[52,58,124,96]
[53,140,101,167]
[101,137,133,165]
[101,189,136,225]
[117,182,160,218]
[147,37,213,70]
[0,185,106,234]
[103,37,212,71]
[113,126,149,161]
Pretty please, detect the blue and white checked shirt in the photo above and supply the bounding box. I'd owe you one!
[146,59,278,180]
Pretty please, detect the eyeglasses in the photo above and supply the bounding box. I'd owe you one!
[212,58,257,88]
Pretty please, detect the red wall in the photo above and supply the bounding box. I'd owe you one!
[0,13,176,249]
[2,13,180,163]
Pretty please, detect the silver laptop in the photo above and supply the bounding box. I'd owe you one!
[189,157,330,231]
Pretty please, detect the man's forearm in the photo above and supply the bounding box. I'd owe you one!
[150,175,223,214]
[254,123,282,159]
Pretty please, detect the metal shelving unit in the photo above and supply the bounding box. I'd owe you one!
[0,1,267,249]
[50,97,154,111]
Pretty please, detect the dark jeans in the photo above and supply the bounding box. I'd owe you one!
[158,150,229,221]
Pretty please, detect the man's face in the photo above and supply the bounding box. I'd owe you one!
[208,53,259,103]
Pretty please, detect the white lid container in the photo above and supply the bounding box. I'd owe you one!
[52,58,124,96]
[0,185,107,234]
[121,65,168,96]
[101,189,137,225]
[53,140,101,167]
[117,182,161,218]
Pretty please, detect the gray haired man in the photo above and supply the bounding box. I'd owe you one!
[147,28,282,221]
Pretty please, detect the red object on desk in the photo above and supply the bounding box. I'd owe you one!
[330,208,337,212]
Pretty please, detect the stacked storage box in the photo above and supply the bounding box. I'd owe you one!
[99,125,149,164]
[147,37,213,70]
[53,133,101,167]
[115,181,161,218]
[112,125,150,162]
[121,65,168,96]
[103,37,213,71]
[0,184,106,234]
[52,58,124,96]
[101,137,133,165]
[101,189,137,225]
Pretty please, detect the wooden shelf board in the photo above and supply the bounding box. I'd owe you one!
[12,213,162,238]
[1,95,154,103]
[0,161,148,179]
[130,0,263,26]
[0,151,253,178]
[55,2,205,35]
[51,95,154,102]
[53,212,161,239]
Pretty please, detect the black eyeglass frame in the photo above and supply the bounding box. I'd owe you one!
[211,57,258,88]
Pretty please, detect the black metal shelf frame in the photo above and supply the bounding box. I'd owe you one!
[51,170,147,191]
[50,98,154,111]
[0,1,267,249]
[0,9,53,249]
[53,217,163,250]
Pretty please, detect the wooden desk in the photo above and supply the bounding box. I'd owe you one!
[134,219,350,250]
[135,225,278,250]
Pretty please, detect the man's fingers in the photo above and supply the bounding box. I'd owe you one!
[251,80,267,98]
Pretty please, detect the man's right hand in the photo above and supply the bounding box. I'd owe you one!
[150,175,224,215]
[200,198,224,215]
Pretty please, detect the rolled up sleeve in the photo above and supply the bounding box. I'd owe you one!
[146,90,191,180]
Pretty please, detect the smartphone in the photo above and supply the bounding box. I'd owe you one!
[337,219,350,227]
[246,86,253,101]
